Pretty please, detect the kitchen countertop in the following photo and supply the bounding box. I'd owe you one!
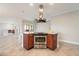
[23,32,57,34]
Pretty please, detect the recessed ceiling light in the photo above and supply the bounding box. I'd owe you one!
[29,3,34,6]
[49,3,54,6]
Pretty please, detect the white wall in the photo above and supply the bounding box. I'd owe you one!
[50,10,79,44]
[35,21,50,33]
[0,23,3,36]
[0,17,21,36]
[0,17,24,50]
[0,17,23,48]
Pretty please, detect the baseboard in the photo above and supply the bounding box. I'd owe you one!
[60,40,79,45]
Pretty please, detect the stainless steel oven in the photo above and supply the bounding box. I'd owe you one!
[34,35,47,48]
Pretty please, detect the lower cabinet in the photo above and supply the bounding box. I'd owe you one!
[23,33,57,50]
[23,34,34,50]
[47,34,57,50]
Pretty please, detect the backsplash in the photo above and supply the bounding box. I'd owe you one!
[35,22,50,33]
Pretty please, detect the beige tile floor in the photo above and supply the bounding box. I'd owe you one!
[0,35,79,56]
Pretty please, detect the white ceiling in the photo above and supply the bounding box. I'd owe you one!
[0,3,79,21]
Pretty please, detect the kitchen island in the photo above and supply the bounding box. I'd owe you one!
[23,33,58,50]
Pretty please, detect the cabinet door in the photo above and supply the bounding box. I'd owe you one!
[47,34,57,50]
[28,34,34,49]
[47,34,53,49]
[23,34,29,49]
[23,34,34,50]
[52,34,57,49]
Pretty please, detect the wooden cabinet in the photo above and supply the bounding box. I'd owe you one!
[47,34,57,50]
[23,33,57,50]
[23,34,34,50]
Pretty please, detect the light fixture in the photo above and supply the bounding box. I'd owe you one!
[35,4,46,23]
[49,3,54,6]
[29,3,34,6]
[39,4,44,13]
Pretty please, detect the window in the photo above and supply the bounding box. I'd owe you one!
[24,24,33,32]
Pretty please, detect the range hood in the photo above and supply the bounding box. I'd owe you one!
[35,5,46,23]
